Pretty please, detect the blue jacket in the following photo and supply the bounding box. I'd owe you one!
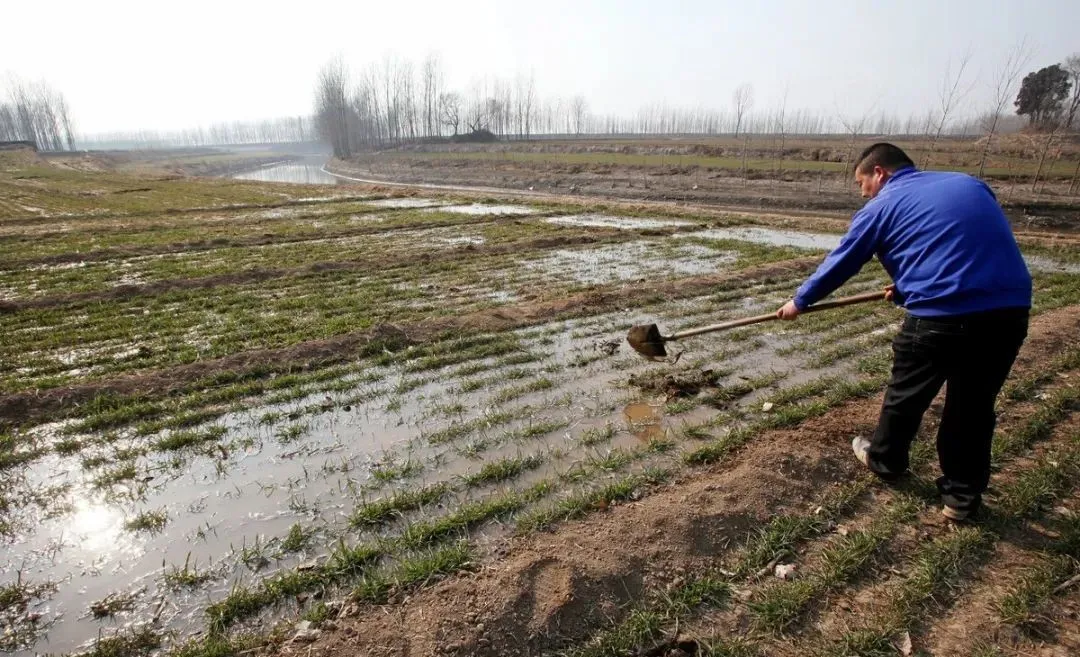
[794,167,1032,317]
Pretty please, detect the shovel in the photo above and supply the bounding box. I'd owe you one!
[627,290,887,360]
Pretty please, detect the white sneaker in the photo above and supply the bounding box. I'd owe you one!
[852,436,871,467]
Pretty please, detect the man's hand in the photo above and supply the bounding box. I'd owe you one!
[777,300,801,320]
[884,284,896,303]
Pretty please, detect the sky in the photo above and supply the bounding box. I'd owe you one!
[1,0,1077,135]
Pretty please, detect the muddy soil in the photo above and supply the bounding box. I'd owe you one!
[283,305,1080,657]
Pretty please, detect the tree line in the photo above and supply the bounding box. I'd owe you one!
[80,116,315,150]
[0,78,76,151]
[314,48,1080,159]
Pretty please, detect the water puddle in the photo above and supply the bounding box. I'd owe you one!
[233,163,342,186]
[623,402,666,441]
[366,198,445,208]
[439,236,485,246]
[678,227,841,250]
[1025,255,1080,274]
[425,203,537,216]
[524,241,736,285]
[544,215,693,230]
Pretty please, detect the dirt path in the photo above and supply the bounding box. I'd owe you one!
[278,305,1080,657]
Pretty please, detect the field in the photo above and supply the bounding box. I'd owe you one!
[1,144,1080,657]
[332,134,1080,225]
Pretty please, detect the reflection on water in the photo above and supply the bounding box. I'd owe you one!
[68,499,129,554]
[233,161,341,185]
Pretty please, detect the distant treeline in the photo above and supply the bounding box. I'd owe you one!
[311,54,1043,160]
[80,116,316,150]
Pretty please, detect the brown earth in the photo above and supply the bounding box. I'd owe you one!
[271,305,1080,657]
[0,257,821,429]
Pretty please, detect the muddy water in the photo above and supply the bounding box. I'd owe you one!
[623,402,667,442]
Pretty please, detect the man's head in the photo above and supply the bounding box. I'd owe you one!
[853,143,915,199]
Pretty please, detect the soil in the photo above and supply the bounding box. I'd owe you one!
[271,305,1080,657]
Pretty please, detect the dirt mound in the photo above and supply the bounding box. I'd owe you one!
[629,368,725,397]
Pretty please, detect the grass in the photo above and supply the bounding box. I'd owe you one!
[154,425,228,451]
[995,554,1076,628]
[748,496,920,632]
[515,468,671,534]
[81,628,161,657]
[733,481,868,577]
[991,386,1080,462]
[164,554,214,589]
[350,483,451,527]
[579,423,617,446]
[564,572,731,657]
[995,446,1080,518]
[461,453,544,487]
[396,484,546,549]
[0,576,54,613]
[355,541,475,603]
[124,508,168,533]
[281,522,314,552]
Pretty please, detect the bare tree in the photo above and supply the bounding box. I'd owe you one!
[922,52,974,169]
[1064,53,1080,129]
[439,92,462,136]
[421,55,441,138]
[0,77,78,151]
[571,95,588,135]
[314,57,353,158]
[732,83,753,138]
[774,87,789,173]
[977,39,1032,179]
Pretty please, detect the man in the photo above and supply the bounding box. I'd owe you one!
[776,143,1032,520]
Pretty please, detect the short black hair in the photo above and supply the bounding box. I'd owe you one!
[854,143,915,174]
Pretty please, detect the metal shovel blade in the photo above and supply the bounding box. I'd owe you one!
[627,323,668,359]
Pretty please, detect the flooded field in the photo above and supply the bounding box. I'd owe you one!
[3,150,1080,657]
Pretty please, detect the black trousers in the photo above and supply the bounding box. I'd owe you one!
[867,307,1029,512]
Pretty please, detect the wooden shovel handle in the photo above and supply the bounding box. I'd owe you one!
[666,290,886,341]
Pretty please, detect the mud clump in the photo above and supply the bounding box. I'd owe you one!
[628,368,722,397]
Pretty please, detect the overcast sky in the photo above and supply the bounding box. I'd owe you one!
[2,0,1077,135]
